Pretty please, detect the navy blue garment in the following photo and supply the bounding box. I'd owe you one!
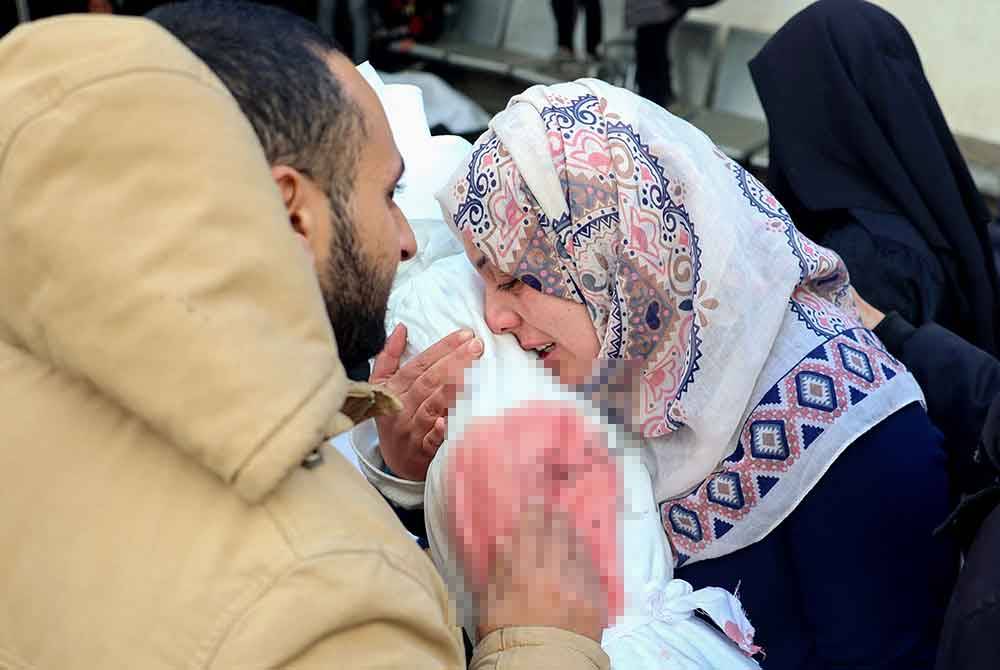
[824,208,948,328]
[385,499,428,549]
[750,0,1000,356]
[876,315,1000,473]
[875,313,1000,544]
[870,312,1000,670]
[990,218,1000,277]
[676,403,957,670]
[937,501,1000,670]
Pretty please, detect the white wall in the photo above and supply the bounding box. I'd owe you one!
[504,0,1000,144]
[691,1,1000,143]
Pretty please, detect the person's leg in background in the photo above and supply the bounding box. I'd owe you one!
[677,403,958,669]
[347,0,369,63]
[317,0,369,64]
[582,0,602,60]
[551,0,577,58]
[317,0,336,38]
[634,10,686,108]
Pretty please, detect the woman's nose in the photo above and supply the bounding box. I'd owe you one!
[484,292,520,335]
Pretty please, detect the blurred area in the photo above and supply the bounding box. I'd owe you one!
[5,0,998,212]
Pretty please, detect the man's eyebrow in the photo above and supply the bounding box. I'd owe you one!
[474,256,488,270]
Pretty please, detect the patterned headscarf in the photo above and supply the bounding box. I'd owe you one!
[439,80,924,564]
[441,81,812,439]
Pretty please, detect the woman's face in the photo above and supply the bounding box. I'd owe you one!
[461,234,601,386]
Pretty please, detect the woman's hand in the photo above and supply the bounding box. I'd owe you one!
[850,288,886,330]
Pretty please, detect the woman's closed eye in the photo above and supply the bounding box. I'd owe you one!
[497,278,520,292]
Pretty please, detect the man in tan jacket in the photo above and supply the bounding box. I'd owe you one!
[0,9,609,670]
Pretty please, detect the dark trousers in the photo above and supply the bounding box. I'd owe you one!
[550,0,602,57]
[634,11,686,107]
[676,403,958,670]
[936,497,1000,670]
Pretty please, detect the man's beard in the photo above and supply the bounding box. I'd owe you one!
[319,220,394,379]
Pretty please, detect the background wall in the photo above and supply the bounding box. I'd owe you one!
[694,0,1000,143]
[506,0,1000,144]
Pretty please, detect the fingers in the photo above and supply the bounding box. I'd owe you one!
[487,502,607,631]
[407,335,483,408]
[412,386,448,430]
[394,329,481,390]
[451,406,614,642]
[421,417,447,458]
[370,323,407,384]
[509,502,573,567]
[520,504,609,630]
[372,328,481,482]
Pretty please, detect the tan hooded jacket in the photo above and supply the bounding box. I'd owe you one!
[0,15,608,670]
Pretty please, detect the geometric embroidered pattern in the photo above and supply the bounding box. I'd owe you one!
[714,518,734,538]
[668,504,703,543]
[839,343,875,383]
[662,328,906,566]
[801,423,825,449]
[795,372,837,412]
[749,421,790,460]
[707,472,746,510]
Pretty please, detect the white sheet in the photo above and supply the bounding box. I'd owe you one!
[348,66,760,669]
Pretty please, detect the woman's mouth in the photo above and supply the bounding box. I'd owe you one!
[533,342,556,360]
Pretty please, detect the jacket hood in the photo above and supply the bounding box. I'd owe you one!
[0,16,381,503]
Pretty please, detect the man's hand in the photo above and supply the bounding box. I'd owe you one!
[449,405,613,644]
[370,324,483,481]
[476,502,608,643]
[850,288,886,330]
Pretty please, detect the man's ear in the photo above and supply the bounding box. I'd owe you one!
[271,165,314,258]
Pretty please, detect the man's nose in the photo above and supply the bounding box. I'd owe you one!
[398,212,417,261]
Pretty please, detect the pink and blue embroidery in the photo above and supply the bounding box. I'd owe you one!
[661,155,894,565]
[662,327,905,566]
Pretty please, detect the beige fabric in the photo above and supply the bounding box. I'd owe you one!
[472,628,611,670]
[0,15,605,670]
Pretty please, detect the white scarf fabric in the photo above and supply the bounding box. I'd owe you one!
[436,79,925,565]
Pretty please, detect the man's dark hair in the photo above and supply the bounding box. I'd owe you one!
[149,0,363,215]
[150,1,388,375]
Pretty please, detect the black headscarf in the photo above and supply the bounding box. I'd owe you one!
[750,0,1000,354]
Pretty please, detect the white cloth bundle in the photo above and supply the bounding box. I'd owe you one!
[414,277,760,670]
[349,66,760,668]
